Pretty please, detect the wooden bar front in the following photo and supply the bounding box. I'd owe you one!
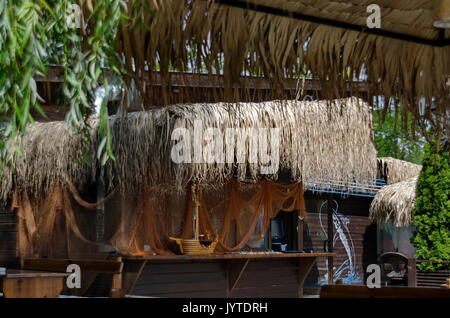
[0,270,68,298]
[122,253,335,298]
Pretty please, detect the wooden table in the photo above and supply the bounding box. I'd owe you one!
[0,270,68,298]
[122,252,335,297]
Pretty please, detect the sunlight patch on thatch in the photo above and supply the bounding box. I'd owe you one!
[377,157,422,184]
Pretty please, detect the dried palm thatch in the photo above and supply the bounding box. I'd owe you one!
[378,157,422,184]
[370,177,418,226]
[1,97,377,199]
[0,120,98,201]
[105,0,450,130]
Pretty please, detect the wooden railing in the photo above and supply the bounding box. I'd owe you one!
[408,259,450,288]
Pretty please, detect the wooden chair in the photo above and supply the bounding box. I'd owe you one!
[23,257,124,298]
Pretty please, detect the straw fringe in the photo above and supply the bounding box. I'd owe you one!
[111,0,450,127]
[1,97,377,199]
[370,177,418,227]
[377,157,422,184]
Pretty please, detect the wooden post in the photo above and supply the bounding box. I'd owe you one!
[109,256,124,298]
[407,258,417,287]
[297,217,304,251]
[327,199,334,284]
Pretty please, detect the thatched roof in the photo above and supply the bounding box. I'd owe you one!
[370,177,418,227]
[1,97,377,199]
[377,157,422,184]
[108,0,450,128]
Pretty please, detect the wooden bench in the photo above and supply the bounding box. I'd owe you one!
[320,284,450,298]
[1,270,68,298]
[23,257,124,298]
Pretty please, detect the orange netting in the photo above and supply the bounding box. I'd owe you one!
[14,179,306,258]
[112,179,307,255]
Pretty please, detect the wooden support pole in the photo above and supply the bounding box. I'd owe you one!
[227,259,250,297]
[109,256,125,298]
[327,199,334,284]
[298,258,316,298]
[297,217,304,251]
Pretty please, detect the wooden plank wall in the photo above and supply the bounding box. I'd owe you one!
[0,208,19,268]
[132,261,228,297]
[131,259,299,298]
[231,259,298,298]
[304,196,377,290]
[416,270,450,288]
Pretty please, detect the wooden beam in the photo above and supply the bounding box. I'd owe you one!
[227,259,250,296]
[35,67,368,92]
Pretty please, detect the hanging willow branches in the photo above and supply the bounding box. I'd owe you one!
[0,0,126,168]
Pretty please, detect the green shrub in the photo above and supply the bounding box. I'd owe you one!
[412,141,450,271]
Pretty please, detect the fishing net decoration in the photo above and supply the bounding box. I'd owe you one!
[14,179,307,260]
[107,179,307,255]
[13,184,111,295]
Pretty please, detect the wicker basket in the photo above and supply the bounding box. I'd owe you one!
[169,237,218,255]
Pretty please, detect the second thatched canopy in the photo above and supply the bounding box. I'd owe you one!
[370,176,419,227]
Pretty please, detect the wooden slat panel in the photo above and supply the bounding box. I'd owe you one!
[231,259,299,297]
[305,203,376,287]
[0,214,16,223]
[137,270,226,286]
[0,210,18,268]
[132,261,228,297]
[131,259,302,298]
[0,231,17,242]
[416,270,450,288]
[0,223,17,232]
[0,251,19,268]
[232,284,298,298]
[142,261,225,275]
[0,239,16,251]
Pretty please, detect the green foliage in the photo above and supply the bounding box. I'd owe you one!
[412,141,450,271]
[0,0,126,167]
[373,110,425,164]
[0,0,49,164]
